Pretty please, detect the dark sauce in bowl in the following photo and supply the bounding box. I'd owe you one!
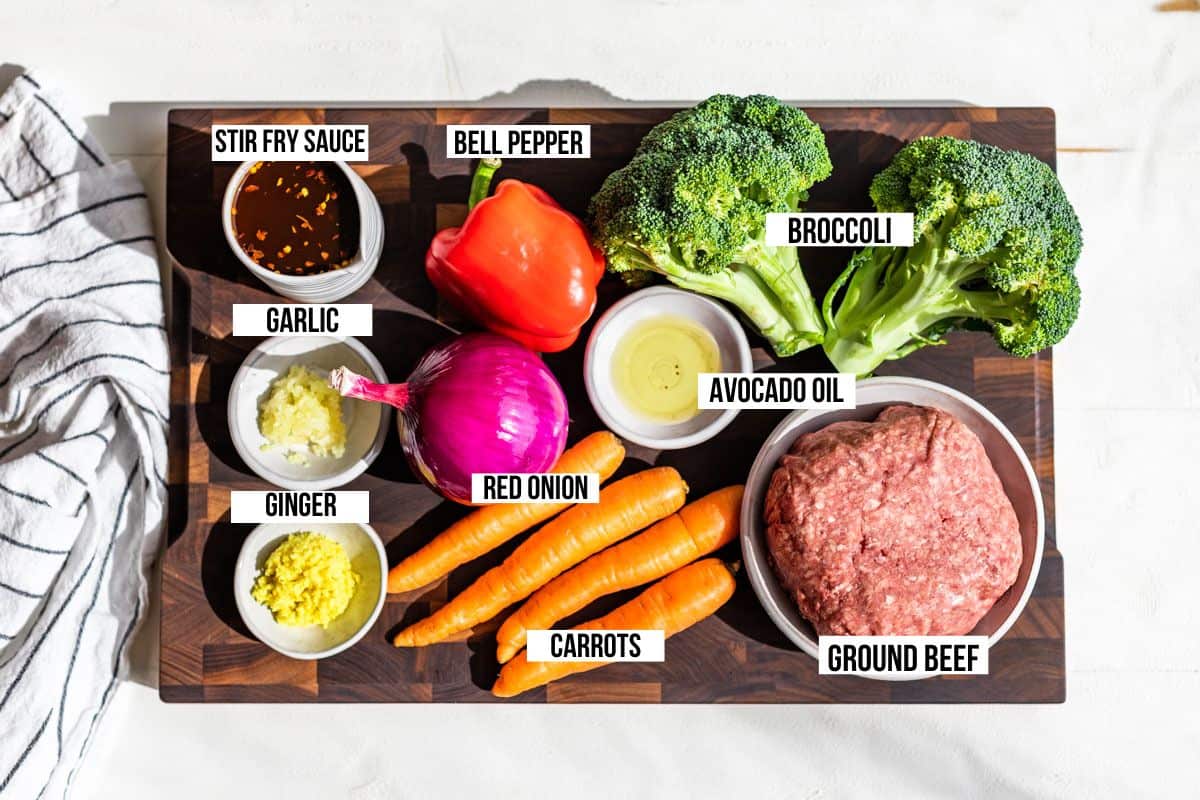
[232,162,360,276]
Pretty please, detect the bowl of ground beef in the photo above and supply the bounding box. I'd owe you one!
[741,377,1044,675]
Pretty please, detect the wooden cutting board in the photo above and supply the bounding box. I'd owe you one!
[162,106,1065,702]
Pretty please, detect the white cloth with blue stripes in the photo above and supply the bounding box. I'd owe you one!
[0,71,166,798]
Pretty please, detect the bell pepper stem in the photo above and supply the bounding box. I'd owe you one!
[468,158,503,210]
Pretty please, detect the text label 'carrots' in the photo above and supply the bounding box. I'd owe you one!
[492,558,737,698]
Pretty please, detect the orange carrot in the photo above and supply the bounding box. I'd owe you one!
[387,432,625,593]
[492,558,736,698]
[495,485,743,663]
[393,466,688,647]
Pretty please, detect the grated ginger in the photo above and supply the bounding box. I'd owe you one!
[251,532,359,627]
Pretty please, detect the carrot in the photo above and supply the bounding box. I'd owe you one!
[492,558,736,698]
[393,466,688,647]
[387,432,625,593]
[494,485,743,663]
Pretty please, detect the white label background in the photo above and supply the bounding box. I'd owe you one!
[470,473,600,505]
[232,304,373,337]
[445,125,591,158]
[697,373,856,410]
[230,491,371,524]
[211,124,370,161]
[526,630,666,663]
[819,635,989,678]
[765,212,915,247]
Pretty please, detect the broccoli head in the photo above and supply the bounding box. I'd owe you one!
[588,94,832,357]
[822,136,1082,375]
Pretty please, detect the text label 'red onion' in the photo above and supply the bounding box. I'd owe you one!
[471,473,600,505]
[697,373,856,410]
[765,213,915,247]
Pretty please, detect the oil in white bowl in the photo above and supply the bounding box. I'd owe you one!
[611,315,721,424]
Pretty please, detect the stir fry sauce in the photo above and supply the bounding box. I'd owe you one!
[232,161,360,276]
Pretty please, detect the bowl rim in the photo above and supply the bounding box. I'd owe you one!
[583,286,752,450]
[226,334,390,490]
[234,521,388,660]
[220,159,373,287]
[739,375,1045,680]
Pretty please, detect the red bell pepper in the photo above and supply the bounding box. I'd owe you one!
[425,158,605,352]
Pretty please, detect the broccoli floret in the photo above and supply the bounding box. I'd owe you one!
[821,136,1082,375]
[588,94,832,357]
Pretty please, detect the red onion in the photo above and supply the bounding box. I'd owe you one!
[330,332,568,504]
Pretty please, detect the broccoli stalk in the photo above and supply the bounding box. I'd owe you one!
[614,240,811,354]
[737,241,825,347]
[822,136,1083,376]
[588,94,832,357]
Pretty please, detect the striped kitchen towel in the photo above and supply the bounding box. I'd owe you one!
[0,72,167,798]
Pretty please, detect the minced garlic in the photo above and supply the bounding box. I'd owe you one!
[257,364,346,464]
[251,532,360,627]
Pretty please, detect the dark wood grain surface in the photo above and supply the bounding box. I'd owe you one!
[163,106,1064,703]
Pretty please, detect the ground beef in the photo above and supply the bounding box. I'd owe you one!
[763,405,1022,636]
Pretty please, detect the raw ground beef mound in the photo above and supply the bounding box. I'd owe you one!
[764,405,1022,636]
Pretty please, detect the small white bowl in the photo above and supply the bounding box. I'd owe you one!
[234,522,387,660]
[584,287,752,450]
[740,376,1045,680]
[222,160,384,303]
[228,335,390,490]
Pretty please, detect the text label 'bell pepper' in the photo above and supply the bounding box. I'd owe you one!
[425,158,605,352]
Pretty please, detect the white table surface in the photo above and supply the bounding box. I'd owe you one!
[5,0,1197,796]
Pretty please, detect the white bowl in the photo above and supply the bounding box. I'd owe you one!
[234,522,387,660]
[740,376,1045,680]
[584,287,752,450]
[227,335,390,490]
[222,160,384,303]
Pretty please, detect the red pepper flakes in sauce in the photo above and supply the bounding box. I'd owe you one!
[232,162,360,276]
